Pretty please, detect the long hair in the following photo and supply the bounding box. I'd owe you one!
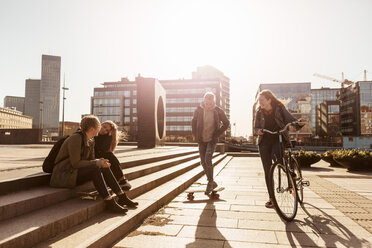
[256,89,284,110]
[102,120,118,152]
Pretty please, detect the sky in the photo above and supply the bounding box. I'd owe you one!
[1,0,372,137]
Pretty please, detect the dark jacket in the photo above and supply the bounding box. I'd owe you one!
[50,132,96,188]
[94,134,112,157]
[254,104,301,145]
[192,105,230,143]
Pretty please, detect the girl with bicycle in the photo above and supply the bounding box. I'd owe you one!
[254,90,306,208]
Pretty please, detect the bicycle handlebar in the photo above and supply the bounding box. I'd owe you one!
[261,121,298,135]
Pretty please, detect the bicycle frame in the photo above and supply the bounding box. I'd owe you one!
[262,122,296,185]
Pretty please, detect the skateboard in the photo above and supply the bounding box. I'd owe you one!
[77,190,100,200]
[186,187,225,201]
[77,184,129,201]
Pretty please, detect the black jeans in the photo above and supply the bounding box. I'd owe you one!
[97,151,124,181]
[258,137,281,197]
[76,166,121,199]
[198,141,217,181]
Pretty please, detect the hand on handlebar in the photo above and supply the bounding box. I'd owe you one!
[297,118,307,127]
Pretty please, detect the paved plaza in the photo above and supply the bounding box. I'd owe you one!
[1,145,372,247]
[115,157,372,248]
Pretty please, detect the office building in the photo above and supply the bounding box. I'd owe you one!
[24,79,41,129]
[339,81,372,148]
[4,96,25,113]
[40,55,61,135]
[316,100,341,137]
[310,87,340,133]
[161,66,230,140]
[0,107,32,129]
[23,55,61,135]
[91,66,231,141]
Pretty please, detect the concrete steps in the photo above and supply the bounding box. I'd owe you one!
[0,150,199,222]
[0,149,229,248]
[0,148,198,195]
[34,155,232,248]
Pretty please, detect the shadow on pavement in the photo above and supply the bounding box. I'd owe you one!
[301,167,333,172]
[185,201,230,248]
[285,202,370,248]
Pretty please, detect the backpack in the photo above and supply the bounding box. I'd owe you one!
[42,131,83,173]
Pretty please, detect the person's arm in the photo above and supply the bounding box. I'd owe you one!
[280,105,304,130]
[191,108,198,138]
[68,134,96,169]
[254,110,262,135]
[215,109,230,137]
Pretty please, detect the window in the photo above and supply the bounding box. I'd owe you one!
[124,108,130,115]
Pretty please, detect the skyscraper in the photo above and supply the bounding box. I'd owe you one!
[24,79,41,129]
[40,55,61,134]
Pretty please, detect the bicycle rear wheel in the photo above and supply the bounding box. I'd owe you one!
[269,162,298,222]
[291,156,303,204]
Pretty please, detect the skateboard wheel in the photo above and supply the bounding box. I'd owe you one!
[187,195,194,201]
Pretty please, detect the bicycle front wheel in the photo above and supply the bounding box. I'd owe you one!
[269,162,298,222]
[291,156,303,204]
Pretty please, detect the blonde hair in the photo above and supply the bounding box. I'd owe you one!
[80,115,100,133]
[203,92,215,101]
[102,120,118,152]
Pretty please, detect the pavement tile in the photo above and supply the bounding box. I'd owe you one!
[136,224,183,236]
[177,226,277,243]
[167,202,231,211]
[276,229,372,248]
[168,215,238,228]
[163,207,214,217]
[114,235,224,248]
[238,219,318,233]
[223,241,306,248]
[230,204,277,213]
[214,209,281,221]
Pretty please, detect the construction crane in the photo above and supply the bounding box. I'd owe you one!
[313,73,354,86]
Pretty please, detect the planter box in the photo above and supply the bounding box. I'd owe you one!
[333,157,372,171]
[296,156,321,168]
[321,156,342,167]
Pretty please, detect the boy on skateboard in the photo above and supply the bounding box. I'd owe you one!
[192,92,230,194]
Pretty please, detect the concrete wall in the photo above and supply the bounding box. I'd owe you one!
[0,129,41,144]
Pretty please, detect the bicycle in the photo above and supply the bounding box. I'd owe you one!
[262,121,310,222]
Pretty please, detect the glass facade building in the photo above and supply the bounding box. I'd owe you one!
[339,81,372,136]
[316,100,341,137]
[311,87,339,133]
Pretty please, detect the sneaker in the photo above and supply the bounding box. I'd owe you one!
[119,179,132,191]
[210,181,218,190]
[265,200,274,208]
[117,193,139,208]
[105,198,128,214]
[205,182,213,195]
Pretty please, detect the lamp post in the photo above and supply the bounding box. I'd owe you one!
[39,101,43,130]
[62,75,69,137]
[39,100,43,141]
